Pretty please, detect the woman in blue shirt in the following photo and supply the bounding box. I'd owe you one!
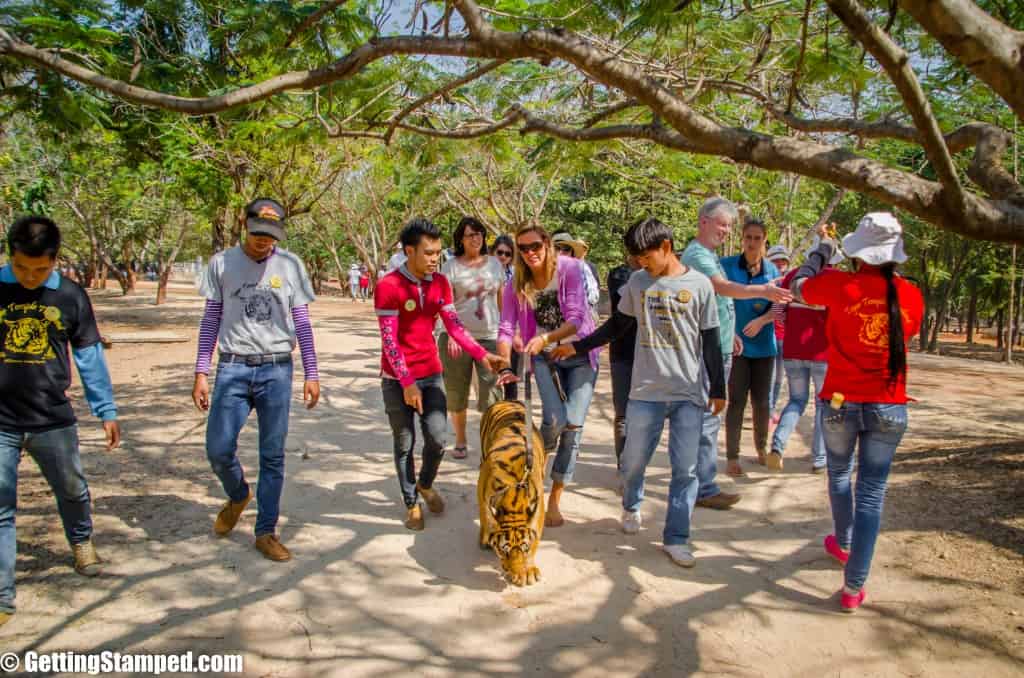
[721,219,781,475]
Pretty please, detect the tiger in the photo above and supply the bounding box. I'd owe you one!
[4,317,52,357]
[478,400,546,587]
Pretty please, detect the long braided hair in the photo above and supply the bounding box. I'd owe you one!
[879,262,906,384]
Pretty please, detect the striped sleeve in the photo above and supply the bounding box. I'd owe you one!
[772,301,786,329]
[291,305,319,381]
[195,299,223,375]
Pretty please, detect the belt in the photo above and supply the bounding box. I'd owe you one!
[219,352,292,367]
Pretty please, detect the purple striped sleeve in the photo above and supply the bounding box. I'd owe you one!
[291,304,319,381]
[195,299,223,375]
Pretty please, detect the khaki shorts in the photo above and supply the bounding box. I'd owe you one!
[438,334,502,413]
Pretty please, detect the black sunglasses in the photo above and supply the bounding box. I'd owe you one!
[555,244,574,254]
[495,249,513,257]
[516,241,544,254]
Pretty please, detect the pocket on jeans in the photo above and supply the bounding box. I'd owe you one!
[873,404,907,433]
[823,402,845,428]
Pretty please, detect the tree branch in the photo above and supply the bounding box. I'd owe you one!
[826,0,965,215]
[385,59,506,143]
[284,0,350,49]
[898,0,1024,121]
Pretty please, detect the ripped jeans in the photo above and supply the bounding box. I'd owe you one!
[531,354,597,485]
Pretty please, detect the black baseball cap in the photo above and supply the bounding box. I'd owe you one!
[245,198,286,241]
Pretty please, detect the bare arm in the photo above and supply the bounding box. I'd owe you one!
[710,274,792,303]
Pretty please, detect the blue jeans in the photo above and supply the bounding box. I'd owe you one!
[532,354,597,485]
[381,374,448,507]
[206,360,294,537]
[771,359,828,467]
[823,401,908,591]
[610,360,633,467]
[697,353,732,500]
[622,400,703,545]
[770,352,785,413]
[0,425,90,613]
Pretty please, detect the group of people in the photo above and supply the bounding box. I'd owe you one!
[0,194,922,628]
[346,263,372,302]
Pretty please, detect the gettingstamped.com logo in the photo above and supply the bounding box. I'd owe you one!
[0,650,244,675]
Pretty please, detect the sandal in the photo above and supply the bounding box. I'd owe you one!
[726,459,745,477]
[756,450,768,466]
[452,446,468,460]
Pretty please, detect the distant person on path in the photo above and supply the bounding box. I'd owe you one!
[348,264,362,302]
[374,218,506,531]
[359,268,370,301]
[498,224,599,527]
[770,238,840,472]
[192,198,321,563]
[0,216,121,627]
[680,199,791,507]
[439,217,505,459]
[386,243,407,273]
[722,218,782,473]
[766,244,791,423]
[615,218,725,567]
[792,213,923,613]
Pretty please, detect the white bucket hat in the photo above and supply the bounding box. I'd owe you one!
[841,212,908,265]
[804,235,846,266]
[551,232,587,258]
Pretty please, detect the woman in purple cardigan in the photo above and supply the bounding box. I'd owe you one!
[498,224,600,527]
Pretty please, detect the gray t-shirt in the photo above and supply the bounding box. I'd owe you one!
[617,268,719,404]
[200,246,315,355]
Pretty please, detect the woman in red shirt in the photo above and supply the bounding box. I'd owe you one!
[792,213,923,613]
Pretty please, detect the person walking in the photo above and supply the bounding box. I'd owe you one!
[766,244,791,423]
[0,216,121,627]
[192,198,321,562]
[348,264,362,302]
[374,218,506,531]
[721,218,782,473]
[438,217,505,459]
[792,213,923,612]
[681,199,791,506]
[498,224,599,527]
[769,238,840,472]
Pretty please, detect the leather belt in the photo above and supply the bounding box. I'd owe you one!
[219,352,292,367]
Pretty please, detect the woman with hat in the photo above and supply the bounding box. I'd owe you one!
[791,213,923,613]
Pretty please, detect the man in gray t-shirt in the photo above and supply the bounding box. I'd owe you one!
[618,268,718,405]
[615,217,726,570]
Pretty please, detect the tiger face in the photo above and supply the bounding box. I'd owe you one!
[479,400,546,587]
[4,317,51,357]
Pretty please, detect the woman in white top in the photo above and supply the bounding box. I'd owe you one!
[439,217,506,459]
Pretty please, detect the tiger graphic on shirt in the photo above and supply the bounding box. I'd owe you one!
[847,298,913,350]
[0,302,64,363]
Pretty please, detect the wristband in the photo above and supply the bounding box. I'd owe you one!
[499,367,514,375]
[541,333,550,345]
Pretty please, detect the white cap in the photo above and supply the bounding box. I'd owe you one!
[766,245,790,262]
[841,212,908,266]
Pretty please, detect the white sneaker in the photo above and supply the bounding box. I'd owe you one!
[621,510,641,534]
[663,544,696,568]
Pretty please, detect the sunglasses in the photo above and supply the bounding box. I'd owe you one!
[495,249,513,257]
[516,241,545,254]
[555,244,574,254]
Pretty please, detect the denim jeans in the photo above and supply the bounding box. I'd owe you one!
[206,360,293,537]
[697,353,732,500]
[770,352,785,413]
[0,425,90,613]
[622,399,703,545]
[381,374,448,507]
[771,359,828,467]
[610,360,633,468]
[823,401,908,591]
[532,353,597,485]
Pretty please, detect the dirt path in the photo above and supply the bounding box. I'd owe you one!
[3,283,1022,677]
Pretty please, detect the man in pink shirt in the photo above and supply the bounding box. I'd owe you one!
[375,218,507,530]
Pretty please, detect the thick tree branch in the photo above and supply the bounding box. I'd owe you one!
[385,59,506,143]
[826,0,965,215]
[898,0,1024,121]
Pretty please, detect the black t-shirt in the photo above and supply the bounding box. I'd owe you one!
[0,277,102,432]
[607,265,637,363]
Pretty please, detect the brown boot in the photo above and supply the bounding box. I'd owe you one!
[214,487,253,536]
[254,534,292,562]
[404,504,425,531]
[696,492,741,510]
[416,484,445,514]
[72,539,103,576]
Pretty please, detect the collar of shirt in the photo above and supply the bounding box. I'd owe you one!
[399,263,432,283]
[0,265,60,290]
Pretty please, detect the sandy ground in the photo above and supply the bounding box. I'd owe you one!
[2,282,1022,677]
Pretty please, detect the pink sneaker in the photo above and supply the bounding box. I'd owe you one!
[824,535,849,565]
[770,414,781,426]
[840,588,866,613]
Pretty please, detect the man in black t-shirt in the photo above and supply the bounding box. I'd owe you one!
[0,216,121,628]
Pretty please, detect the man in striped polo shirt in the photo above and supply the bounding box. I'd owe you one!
[191,198,320,562]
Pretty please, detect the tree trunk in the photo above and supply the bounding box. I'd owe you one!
[996,307,1005,349]
[966,278,978,344]
[155,269,171,305]
[97,262,108,290]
